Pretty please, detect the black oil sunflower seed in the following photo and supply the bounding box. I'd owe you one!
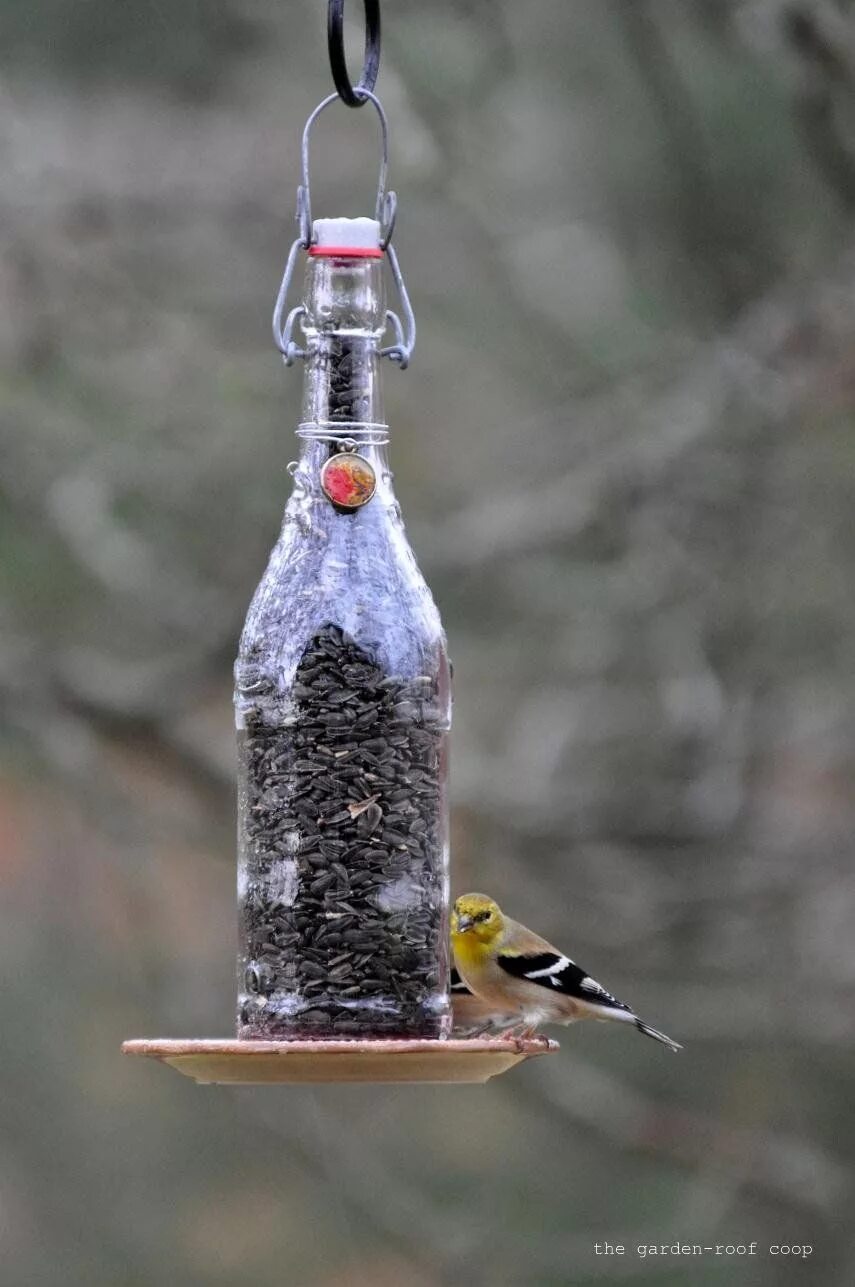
[237,624,449,1039]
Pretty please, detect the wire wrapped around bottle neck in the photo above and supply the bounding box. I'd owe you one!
[296,421,390,447]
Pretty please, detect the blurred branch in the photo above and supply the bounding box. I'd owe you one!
[648,981,855,1046]
[246,1091,479,1271]
[617,1,743,319]
[523,1054,849,1213]
[428,233,855,569]
[783,1,855,208]
[246,1089,698,1282]
[0,644,232,850]
[0,431,235,646]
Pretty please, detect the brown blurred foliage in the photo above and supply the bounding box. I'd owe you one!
[2,2,855,1285]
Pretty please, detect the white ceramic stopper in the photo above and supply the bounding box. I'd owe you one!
[312,217,381,251]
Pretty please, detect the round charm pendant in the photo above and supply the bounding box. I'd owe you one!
[320,452,377,511]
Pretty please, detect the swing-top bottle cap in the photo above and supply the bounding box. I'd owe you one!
[310,217,383,258]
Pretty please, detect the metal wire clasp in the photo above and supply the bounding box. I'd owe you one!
[272,91,416,370]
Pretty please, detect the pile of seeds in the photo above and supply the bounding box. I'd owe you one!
[320,335,373,425]
[237,623,449,1039]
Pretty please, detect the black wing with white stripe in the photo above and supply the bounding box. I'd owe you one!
[450,967,471,995]
[497,951,633,1014]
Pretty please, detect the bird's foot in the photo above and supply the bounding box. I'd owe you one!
[503,1022,543,1045]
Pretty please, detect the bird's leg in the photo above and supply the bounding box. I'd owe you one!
[499,1018,533,1039]
[465,1020,501,1037]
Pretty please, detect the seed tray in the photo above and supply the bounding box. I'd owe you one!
[122,1036,558,1084]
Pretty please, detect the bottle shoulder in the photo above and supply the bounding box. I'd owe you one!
[237,491,446,692]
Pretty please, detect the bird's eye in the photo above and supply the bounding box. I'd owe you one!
[477,910,491,922]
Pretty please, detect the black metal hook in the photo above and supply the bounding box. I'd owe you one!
[327,0,381,107]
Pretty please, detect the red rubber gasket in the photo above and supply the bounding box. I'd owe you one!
[308,245,384,258]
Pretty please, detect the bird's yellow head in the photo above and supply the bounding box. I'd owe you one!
[451,893,505,946]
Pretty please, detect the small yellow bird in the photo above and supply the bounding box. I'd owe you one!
[451,892,681,1052]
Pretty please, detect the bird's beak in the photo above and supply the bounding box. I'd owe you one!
[455,913,474,933]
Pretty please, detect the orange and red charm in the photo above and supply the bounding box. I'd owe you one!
[320,451,377,510]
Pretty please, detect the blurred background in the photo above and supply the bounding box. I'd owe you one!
[2,1,855,1283]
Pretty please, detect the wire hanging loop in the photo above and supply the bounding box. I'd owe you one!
[272,89,416,370]
[327,0,381,107]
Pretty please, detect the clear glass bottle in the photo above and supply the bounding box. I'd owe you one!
[235,218,451,1040]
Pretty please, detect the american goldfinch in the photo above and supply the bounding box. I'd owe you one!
[451,893,682,1052]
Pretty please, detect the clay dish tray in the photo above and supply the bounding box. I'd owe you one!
[122,1035,558,1085]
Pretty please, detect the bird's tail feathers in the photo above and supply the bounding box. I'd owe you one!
[635,1019,682,1052]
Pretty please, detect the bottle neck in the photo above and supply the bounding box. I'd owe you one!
[301,334,384,434]
[299,254,386,441]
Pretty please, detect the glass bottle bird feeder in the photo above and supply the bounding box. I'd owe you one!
[236,102,451,1043]
[123,2,557,1083]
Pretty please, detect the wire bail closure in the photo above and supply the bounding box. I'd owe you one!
[272,91,416,370]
